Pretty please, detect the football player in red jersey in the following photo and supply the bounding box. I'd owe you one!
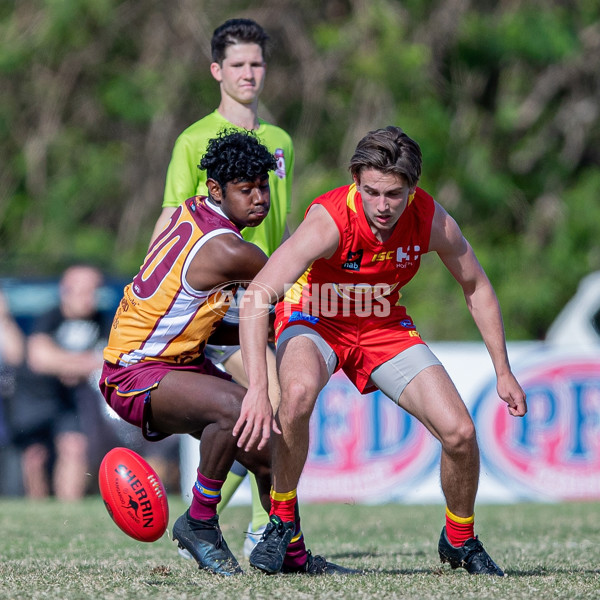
[238,126,527,576]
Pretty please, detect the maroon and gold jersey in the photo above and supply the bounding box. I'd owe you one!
[278,183,435,323]
[104,197,240,367]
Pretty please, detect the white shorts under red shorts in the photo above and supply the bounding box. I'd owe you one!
[274,305,426,394]
[99,357,231,440]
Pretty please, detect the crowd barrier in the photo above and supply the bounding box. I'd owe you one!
[180,342,600,504]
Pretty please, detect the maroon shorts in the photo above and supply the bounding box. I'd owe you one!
[99,357,231,441]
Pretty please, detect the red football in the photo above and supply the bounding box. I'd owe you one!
[99,447,169,542]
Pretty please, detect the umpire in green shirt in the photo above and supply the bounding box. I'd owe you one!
[150,18,294,559]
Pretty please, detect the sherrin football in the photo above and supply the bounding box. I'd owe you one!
[99,447,169,542]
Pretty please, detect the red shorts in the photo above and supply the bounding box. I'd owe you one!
[274,305,425,394]
[99,357,231,440]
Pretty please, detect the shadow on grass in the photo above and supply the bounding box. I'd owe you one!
[323,552,600,578]
[326,550,444,576]
[330,549,427,559]
[506,568,600,577]
[353,567,439,575]
[348,566,600,577]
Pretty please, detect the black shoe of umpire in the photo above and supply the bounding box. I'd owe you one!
[249,515,295,574]
[172,510,243,576]
[438,527,505,576]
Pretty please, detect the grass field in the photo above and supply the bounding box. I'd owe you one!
[1,497,599,599]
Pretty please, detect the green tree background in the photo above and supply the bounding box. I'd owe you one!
[1,0,599,341]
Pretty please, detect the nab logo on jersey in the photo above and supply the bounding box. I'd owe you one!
[342,249,363,271]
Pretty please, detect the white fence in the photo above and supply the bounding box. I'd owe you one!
[180,341,600,505]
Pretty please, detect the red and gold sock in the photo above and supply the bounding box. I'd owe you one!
[445,507,474,547]
[269,488,297,523]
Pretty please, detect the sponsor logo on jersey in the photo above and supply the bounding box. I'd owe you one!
[342,249,363,271]
[472,352,600,500]
[274,148,286,179]
[372,250,395,262]
[396,245,421,268]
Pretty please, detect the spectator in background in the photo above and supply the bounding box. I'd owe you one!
[10,264,110,500]
[0,289,25,481]
[0,290,25,369]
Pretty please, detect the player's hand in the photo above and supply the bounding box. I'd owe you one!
[497,371,527,417]
[233,386,281,452]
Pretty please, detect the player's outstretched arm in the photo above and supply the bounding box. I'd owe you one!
[429,202,527,417]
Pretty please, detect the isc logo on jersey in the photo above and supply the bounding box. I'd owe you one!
[472,351,600,501]
[371,246,422,268]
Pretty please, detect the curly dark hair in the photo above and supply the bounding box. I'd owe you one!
[199,130,277,191]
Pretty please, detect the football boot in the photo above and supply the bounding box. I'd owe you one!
[249,515,294,574]
[172,511,243,576]
[438,527,505,576]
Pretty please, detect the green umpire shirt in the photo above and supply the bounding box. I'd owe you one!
[162,110,294,257]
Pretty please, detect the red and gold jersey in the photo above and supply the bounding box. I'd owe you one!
[104,197,241,367]
[278,183,435,322]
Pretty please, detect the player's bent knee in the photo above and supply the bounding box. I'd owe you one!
[441,421,477,455]
[281,379,318,419]
[215,386,246,424]
[22,443,49,467]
